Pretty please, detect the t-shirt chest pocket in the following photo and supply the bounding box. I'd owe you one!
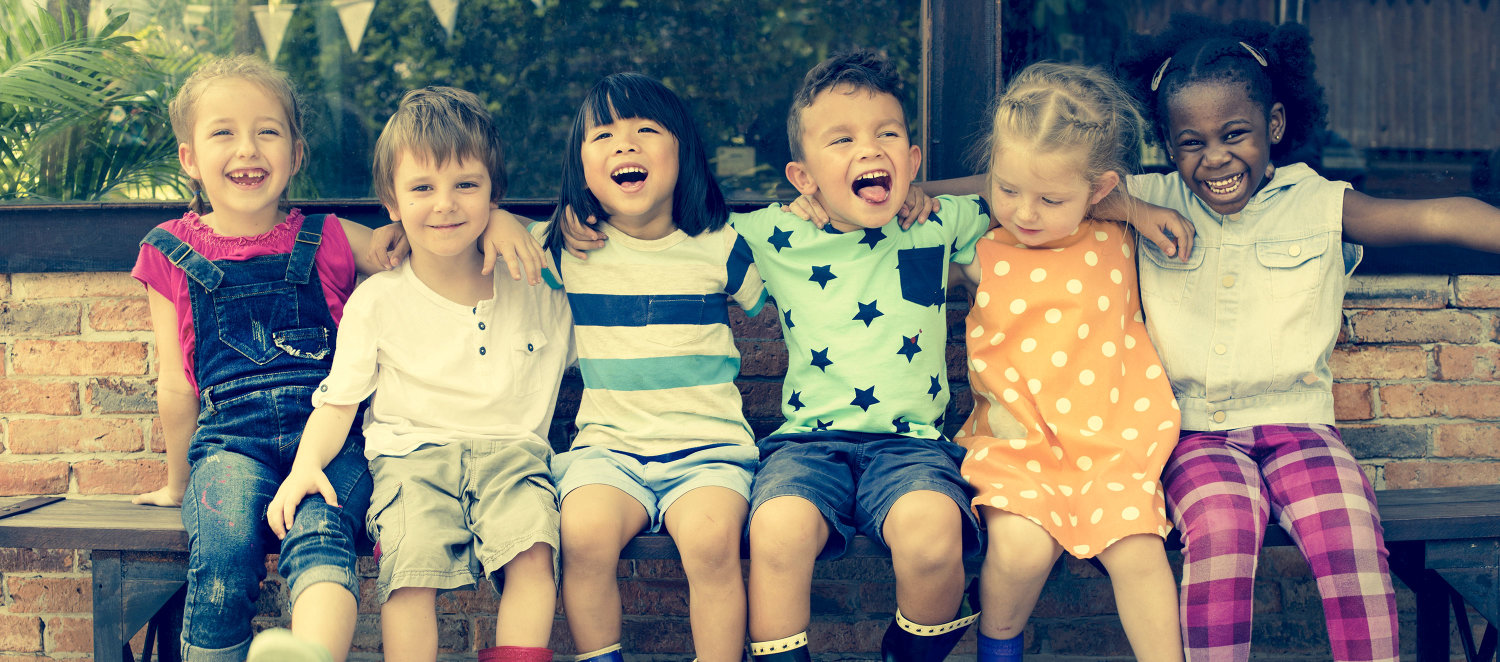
[644,294,711,347]
[897,246,946,307]
[508,328,551,398]
[1256,235,1328,299]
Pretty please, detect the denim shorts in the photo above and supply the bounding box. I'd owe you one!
[366,439,560,603]
[553,443,757,533]
[749,430,981,559]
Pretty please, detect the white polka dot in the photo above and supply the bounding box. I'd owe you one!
[1107,537,1120,547]
[1143,481,1157,494]
[1094,231,1109,242]
[1051,351,1068,367]
[1122,428,1139,441]
[1020,338,1038,353]
[970,325,984,338]
[991,495,1008,508]
[1087,416,1103,431]
[1134,397,1151,412]
[1026,460,1042,473]
[1010,438,1027,450]
[1067,279,1083,294]
[1042,484,1056,495]
[1146,365,1162,379]
[1158,420,1174,431]
[1097,295,1111,311]
[1134,310,1145,323]
[973,447,989,462]
[1078,428,1095,437]
[1110,388,1120,403]
[1122,507,1140,521]
[1081,481,1093,494]
[1084,250,1099,266]
[1050,512,1063,526]
[1005,367,1020,382]
[972,358,987,372]
[1078,369,1095,386]
[976,292,990,307]
[1124,334,1137,349]
[1009,298,1026,314]
[1028,379,1042,395]
[1069,514,1079,526]
[1110,269,1123,284]
[1045,308,1062,324]
[1051,446,1064,460]
[1090,508,1104,524]
[1056,398,1071,413]
[1077,324,1090,339]
[1030,268,1047,282]
[1102,341,1116,357]
[1073,544,1091,555]
[1121,243,1132,258]
[1147,442,1160,456]
[1132,472,1147,480]
[1110,453,1122,462]
[1076,456,1093,471]
[1020,490,1038,499]
[993,261,1010,276]
[1046,422,1058,435]
[1002,389,1019,403]
[1059,485,1073,496]
[990,332,1006,345]
[1107,482,1124,492]
[1171,400,1180,410]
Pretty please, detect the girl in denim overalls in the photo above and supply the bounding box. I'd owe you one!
[132,56,394,662]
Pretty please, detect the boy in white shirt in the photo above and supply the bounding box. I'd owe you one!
[266,86,573,662]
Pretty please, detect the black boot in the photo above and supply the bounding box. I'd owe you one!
[750,632,811,662]
[880,580,981,662]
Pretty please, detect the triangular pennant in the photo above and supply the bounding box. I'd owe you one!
[427,0,457,40]
[331,0,375,53]
[251,3,297,62]
[182,3,211,29]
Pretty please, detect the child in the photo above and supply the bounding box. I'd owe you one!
[266,86,573,662]
[131,55,396,662]
[1119,15,1500,661]
[952,62,1183,662]
[535,72,765,662]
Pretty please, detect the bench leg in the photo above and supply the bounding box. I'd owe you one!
[93,551,127,662]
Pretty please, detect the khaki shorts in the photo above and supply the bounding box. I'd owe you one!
[366,439,560,603]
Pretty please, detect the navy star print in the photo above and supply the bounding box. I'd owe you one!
[897,334,921,362]
[783,308,794,328]
[813,419,833,431]
[768,227,793,252]
[853,300,883,327]
[892,417,911,434]
[809,265,837,289]
[851,386,879,412]
[928,374,943,400]
[810,348,833,372]
[788,391,805,411]
[859,227,886,249]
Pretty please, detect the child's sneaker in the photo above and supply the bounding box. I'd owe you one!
[246,627,334,662]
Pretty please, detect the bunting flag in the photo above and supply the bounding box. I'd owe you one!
[427,0,457,39]
[251,3,297,62]
[182,3,211,29]
[332,0,375,53]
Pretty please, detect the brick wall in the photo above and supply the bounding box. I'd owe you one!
[0,271,1496,660]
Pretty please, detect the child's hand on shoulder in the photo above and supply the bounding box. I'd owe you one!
[560,205,607,259]
[482,208,544,285]
[781,194,832,228]
[1128,203,1196,261]
[132,484,184,508]
[267,464,339,540]
[897,184,941,229]
[368,221,409,270]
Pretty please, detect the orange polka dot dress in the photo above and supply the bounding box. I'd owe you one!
[956,219,1181,559]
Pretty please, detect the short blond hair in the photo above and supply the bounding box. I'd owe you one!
[371,86,507,208]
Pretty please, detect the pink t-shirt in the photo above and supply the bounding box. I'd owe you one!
[132,209,358,392]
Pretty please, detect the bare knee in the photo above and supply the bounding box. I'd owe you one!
[675,519,744,575]
[885,492,963,576]
[749,497,826,569]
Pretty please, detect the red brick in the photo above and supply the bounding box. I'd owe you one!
[12,340,148,376]
[0,302,80,337]
[730,302,782,339]
[1384,461,1500,488]
[1455,275,1500,308]
[0,549,74,573]
[1435,344,1500,381]
[7,418,145,454]
[736,380,784,420]
[808,619,887,652]
[1332,383,1373,421]
[147,417,166,453]
[1434,423,1500,458]
[435,585,499,615]
[736,340,788,378]
[0,461,69,496]
[12,272,140,298]
[88,297,151,331]
[0,653,59,662]
[1379,383,1500,419]
[350,613,382,652]
[73,459,164,495]
[7,577,90,613]
[1342,275,1450,309]
[0,613,41,653]
[0,380,79,415]
[1347,310,1491,344]
[86,378,155,414]
[1330,346,1429,380]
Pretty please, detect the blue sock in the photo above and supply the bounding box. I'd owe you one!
[977,632,1023,662]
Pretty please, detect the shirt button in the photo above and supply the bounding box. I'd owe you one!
[1301,373,1319,385]
[319,385,327,392]
[1212,411,1226,423]
[1289,245,1302,257]
[1214,343,1227,355]
[527,343,534,351]
[479,347,486,356]
[1227,213,1241,222]
[1221,275,1236,288]
[478,322,486,330]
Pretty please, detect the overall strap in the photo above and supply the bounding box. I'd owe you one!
[286,213,327,284]
[141,227,223,290]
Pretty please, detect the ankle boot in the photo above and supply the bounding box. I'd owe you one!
[880,580,981,662]
[750,632,811,662]
[573,644,623,662]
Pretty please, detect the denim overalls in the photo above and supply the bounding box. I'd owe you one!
[142,214,373,661]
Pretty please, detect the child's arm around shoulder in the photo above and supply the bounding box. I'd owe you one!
[133,289,197,507]
[1342,190,1500,253]
[339,217,402,275]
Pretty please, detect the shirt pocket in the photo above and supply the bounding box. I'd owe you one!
[1137,239,1204,305]
[212,281,301,364]
[644,294,711,347]
[897,246,946,307]
[510,328,552,398]
[1256,235,1328,299]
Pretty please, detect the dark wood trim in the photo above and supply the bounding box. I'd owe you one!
[922,0,998,181]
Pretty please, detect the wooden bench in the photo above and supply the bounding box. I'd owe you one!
[2,486,1499,662]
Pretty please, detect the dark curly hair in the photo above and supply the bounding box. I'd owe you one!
[1118,13,1327,164]
[786,48,906,163]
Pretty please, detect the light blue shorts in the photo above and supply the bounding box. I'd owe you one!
[553,443,758,533]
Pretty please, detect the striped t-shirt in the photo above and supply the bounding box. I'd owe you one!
[536,220,767,455]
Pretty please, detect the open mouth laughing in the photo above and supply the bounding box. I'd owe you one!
[611,165,648,192]
[1203,172,1245,197]
[852,169,892,204]
[227,169,267,188]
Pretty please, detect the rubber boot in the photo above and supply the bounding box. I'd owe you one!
[573,644,624,662]
[880,580,981,662]
[750,632,811,662]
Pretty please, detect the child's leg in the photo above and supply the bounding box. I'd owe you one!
[976,507,1063,640]
[747,494,830,641]
[280,439,372,662]
[560,484,650,652]
[496,542,558,646]
[663,486,750,662]
[1163,431,1271,662]
[1259,425,1397,662]
[883,489,967,624]
[1095,534,1184,662]
[382,587,438,662]
[180,449,278,660]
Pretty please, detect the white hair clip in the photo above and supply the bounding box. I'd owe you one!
[1239,41,1268,67]
[1149,57,1172,91]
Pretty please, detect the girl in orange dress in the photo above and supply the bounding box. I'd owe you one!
[954,62,1184,662]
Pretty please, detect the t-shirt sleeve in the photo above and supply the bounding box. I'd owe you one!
[132,239,176,299]
[315,213,360,323]
[936,194,990,265]
[312,280,382,407]
[1126,173,1174,206]
[724,227,767,317]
